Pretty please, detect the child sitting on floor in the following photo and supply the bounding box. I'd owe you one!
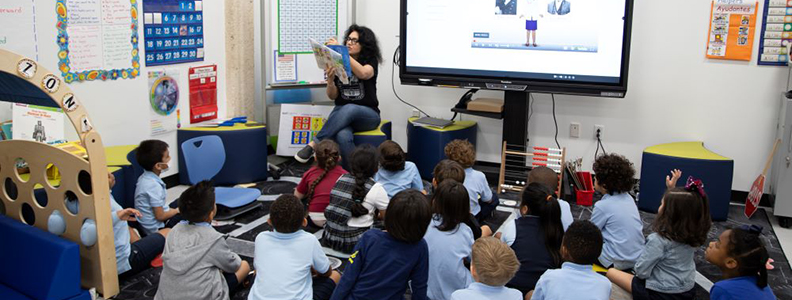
[134,139,180,235]
[705,225,776,300]
[295,140,347,227]
[450,237,522,300]
[330,189,432,300]
[155,181,250,300]
[249,194,341,300]
[323,145,389,253]
[530,220,611,300]
[374,140,425,198]
[589,153,644,270]
[500,183,563,296]
[527,166,573,231]
[425,180,475,300]
[431,159,492,238]
[444,139,499,223]
[606,175,712,300]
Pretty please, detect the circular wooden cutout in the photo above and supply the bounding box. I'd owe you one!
[41,74,61,93]
[17,59,37,78]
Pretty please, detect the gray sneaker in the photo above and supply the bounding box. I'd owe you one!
[294,145,314,163]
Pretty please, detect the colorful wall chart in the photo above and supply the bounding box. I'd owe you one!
[758,0,792,65]
[0,0,39,61]
[142,0,204,66]
[706,0,758,61]
[56,0,141,83]
[276,104,332,156]
[148,70,179,135]
[278,0,338,54]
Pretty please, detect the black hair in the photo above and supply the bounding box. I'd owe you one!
[386,189,432,243]
[433,159,466,184]
[431,180,470,232]
[562,220,603,265]
[348,145,378,217]
[178,180,215,223]
[378,140,406,172]
[653,187,711,247]
[592,153,635,195]
[270,194,305,233]
[345,24,382,65]
[727,227,770,288]
[521,182,564,266]
[135,140,169,171]
[306,140,341,203]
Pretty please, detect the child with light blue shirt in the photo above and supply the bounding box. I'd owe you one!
[374,141,425,198]
[450,237,522,300]
[134,140,180,235]
[530,220,611,300]
[589,153,644,270]
[444,139,499,222]
[250,194,340,300]
[425,180,475,300]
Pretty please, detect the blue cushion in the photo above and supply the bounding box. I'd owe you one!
[0,284,30,300]
[0,215,83,300]
[215,187,261,208]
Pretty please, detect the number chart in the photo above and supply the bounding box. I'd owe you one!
[278,0,338,54]
[142,0,204,66]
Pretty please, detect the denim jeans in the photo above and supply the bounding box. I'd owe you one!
[314,104,380,168]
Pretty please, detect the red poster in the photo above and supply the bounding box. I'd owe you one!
[189,65,218,124]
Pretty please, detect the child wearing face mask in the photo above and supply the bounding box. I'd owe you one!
[134,139,181,235]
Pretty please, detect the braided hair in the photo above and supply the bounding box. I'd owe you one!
[305,140,341,206]
[728,226,771,288]
[348,145,378,217]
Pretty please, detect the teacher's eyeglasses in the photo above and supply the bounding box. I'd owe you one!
[345,38,359,45]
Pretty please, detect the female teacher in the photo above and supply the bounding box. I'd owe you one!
[294,24,383,167]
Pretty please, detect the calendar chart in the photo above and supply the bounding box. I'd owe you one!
[142,0,204,66]
[759,0,792,65]
[278,0,338,54]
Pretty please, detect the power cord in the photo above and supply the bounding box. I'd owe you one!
[527,93,535,144]
[595,128,607,158]
[392,46,432,118]
[551,94,560,149]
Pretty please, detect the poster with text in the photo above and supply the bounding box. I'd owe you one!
[148,70,179,135]
[189,64,217,123]
[142,0,204,66]
[0,0,39,60]
[56,0,141,83]
[12,103,64,143]
[276,104,333,156]
[706,0,758,61]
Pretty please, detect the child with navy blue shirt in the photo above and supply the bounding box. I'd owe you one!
[450,237,522,300]
[330,189,432,300]
[530,220,611,300]
[425,180,475,300]
[134,140,180,235]
[589,153,644,270]
[374,141,425,198]
[705,225,776,300]
[249,194,341,300]
[444,139,499,223]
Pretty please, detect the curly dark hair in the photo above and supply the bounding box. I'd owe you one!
[270,194,305,233]
[178,180,215,223]
[306,140,341,203]
[378,141,406,172]
[563,220,603,265]
[345,24,382,65]
[444,139,476,169]
[653,187,711,247]
[592,153,635,195]
[349,145,378,217]
[727,227,771,288]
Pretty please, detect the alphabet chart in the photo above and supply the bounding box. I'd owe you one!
[142,0,204,66]
[278,0,338,54]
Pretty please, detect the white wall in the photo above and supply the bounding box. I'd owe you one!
[1,0,228,177]
[355,0,786,192]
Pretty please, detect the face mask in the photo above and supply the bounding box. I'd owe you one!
[157,162,170,172]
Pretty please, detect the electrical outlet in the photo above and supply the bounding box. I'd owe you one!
[594,125,605,139]
[412,109,421,118]
[570,122,580,138]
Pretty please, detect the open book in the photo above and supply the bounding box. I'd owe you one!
[309,38,352,85]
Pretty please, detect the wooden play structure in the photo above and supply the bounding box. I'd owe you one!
[0,49,119,297]
[498,141,566,195]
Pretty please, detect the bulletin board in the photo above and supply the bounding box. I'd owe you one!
[265,0,351,88]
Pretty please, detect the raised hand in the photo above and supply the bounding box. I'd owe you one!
[665,169,682,189]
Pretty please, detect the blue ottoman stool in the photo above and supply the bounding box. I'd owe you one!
[407,118,477,179]
[353,120,392,147]
[639,142,734,221]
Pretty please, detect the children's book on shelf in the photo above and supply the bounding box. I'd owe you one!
[309,38,352,85]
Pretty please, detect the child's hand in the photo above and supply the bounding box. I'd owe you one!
[665,169,682,189]
[117,208,142,222]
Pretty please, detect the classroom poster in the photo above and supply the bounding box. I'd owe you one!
[12,103,65,143]
[148,70,179,135]
[188,65,217,124]
[278,0,338,54]
[56,0,141,83]
[274,51,297,82]
[276,104,333,156]
[706,0,758,61]
[758,0,792,65]
[142,0,204,66]
[0,1,39,61]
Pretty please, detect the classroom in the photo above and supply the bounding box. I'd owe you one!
[0,0,787,299]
